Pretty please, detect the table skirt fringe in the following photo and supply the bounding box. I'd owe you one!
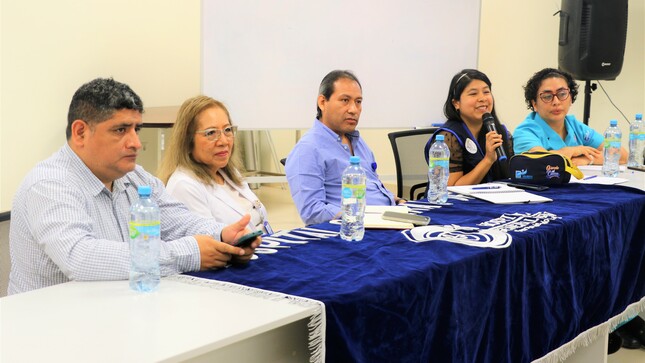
[166,274,326,363]
[534,296,645,363]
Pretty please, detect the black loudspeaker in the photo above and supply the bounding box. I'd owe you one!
[558,0,628,80]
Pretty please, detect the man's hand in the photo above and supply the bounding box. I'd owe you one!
[195,235,245,270]
[221,214,262,265]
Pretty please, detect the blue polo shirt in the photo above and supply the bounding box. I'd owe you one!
[513,112,603,154]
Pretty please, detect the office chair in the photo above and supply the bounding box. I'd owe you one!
[387,128,438,200]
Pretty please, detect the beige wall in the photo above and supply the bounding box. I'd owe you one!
[270,0,645,183]
[479,0,645,136]
[1,0,644,210]
[0,0,201,210]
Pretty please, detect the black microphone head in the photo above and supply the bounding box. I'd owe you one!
[482,112,494,125]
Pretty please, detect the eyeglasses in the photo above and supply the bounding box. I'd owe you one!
[538,88,570,103]
[195,126,238,141]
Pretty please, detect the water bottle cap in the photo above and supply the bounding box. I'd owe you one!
[349,156,361,164]
[138,185,152,196]
[435,135,445,141]
[610,120,617,126]
[636,113,643,120]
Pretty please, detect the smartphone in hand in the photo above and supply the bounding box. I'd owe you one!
[233,230,262,248]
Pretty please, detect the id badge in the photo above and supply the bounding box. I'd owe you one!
[263,220,274,235]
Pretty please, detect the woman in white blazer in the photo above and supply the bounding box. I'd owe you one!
[158,96,271,233]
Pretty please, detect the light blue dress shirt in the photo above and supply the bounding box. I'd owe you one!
[9,144,224,294]
[285,120,395,225]
[513,112,603,154]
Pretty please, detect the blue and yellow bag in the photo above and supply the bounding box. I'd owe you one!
[509,151,584,185]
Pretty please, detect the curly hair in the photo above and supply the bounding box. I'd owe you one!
[523,68,578,110]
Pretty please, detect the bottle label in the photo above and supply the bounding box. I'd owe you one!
[604,138,621,149]
[129,221,161,239]
[342,184,366,199]
[629,132,645,140]
[429,157,449,169]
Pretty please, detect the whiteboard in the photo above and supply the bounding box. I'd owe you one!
[202,0,481,129]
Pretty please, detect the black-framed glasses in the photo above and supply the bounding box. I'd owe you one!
[538,88,570,103]
[195,126,238,141]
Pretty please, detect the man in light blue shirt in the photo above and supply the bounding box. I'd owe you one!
[9,78,258,294]
[285,70,401,225]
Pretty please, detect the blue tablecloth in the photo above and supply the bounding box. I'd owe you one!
[189,183,645,362]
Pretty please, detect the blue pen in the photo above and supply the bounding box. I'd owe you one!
[472,185,501,190]
[583,175,598,180]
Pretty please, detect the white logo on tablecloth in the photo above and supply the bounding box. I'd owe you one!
[402,225,512,248]
[477,212,560,232]
[252,227,339,258]
[401,212,560,248]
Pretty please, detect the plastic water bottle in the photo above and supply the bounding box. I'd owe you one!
[427,135,450,203]
[129,185,161,292]
[627,113,644,166]
[340,156,366,241]
[602,120,621,177]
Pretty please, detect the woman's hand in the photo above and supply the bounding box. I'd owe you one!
[560,145,602,160]
[483,131,504,163]
[571,155,594,167]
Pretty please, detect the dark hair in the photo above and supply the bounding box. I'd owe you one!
[442,69,512,179]
[443,69,501,123]
[523,68,578,110]
[66,78,144,139]
[316,70,362,120]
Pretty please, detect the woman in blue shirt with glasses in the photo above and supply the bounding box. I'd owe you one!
[513,68,627,166]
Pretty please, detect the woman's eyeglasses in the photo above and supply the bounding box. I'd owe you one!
[538,88,570,103]
[195,126,238,141]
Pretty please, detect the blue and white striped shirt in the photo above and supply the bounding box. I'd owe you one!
[9,144,223,294]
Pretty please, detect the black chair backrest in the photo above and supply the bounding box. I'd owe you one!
[387,128,438,200]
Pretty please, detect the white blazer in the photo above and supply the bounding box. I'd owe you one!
[166,168,269,232]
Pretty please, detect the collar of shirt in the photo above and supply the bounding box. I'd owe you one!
[313,119,361,150]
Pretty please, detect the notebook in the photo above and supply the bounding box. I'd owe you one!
[570,175,630,185]
[448,183,552,204]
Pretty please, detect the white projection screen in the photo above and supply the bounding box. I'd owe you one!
[202,0,481,129]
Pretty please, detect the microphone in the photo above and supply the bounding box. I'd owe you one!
[482,113,507,161]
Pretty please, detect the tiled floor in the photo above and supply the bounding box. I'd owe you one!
[608,345,645,362]
[255,184,645,362]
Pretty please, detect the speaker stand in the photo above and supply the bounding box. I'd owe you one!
[582,80,597,126]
